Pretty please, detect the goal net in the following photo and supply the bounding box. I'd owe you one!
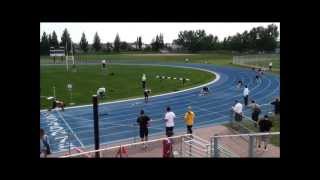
[232,54,280,69]
[66,55,75,72]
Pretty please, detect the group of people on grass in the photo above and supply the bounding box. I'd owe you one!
[231,96,280,150]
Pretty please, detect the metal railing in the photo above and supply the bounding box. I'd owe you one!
[210,132,280,158]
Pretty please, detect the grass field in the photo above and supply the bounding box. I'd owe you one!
[225,114,280,146]
[40,52,280,74]
[40,64,215,109]
[40,52,233,66]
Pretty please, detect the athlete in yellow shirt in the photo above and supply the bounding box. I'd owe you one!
[184,106,195,134]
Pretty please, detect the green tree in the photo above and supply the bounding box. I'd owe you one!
[114,33,120,52]
[79,32,89,53]
[138,36,142,50]
[120,41,129,51]
[40,32,49,55]
[60,28,72,55]
[50,31,59,48]
[92,32,102,52]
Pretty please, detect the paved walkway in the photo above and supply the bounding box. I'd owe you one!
[55,124,279,158]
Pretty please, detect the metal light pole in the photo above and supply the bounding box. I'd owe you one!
[53,85,56,98]
[67,83,75,105]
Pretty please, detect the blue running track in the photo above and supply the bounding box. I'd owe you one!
[40,63,280,153]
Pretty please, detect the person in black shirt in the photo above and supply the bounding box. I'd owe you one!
[271,97,280,115]
[257,115,273,151]
[136,110,151,148]
[144,89,151,103]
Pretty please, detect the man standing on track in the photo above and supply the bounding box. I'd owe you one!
[243,85,250,106]
[164,106,176,137]
[136,110,151,149]
[184,106,195,134]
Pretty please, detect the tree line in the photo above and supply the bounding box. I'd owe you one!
[40,24,279,55]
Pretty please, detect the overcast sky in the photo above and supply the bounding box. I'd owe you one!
[40,22,280,44]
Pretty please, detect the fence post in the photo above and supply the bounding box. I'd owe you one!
[249,135,256,157]
[213,134,219,158]
[180,136,183,157]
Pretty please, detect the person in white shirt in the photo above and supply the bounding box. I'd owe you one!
[232,100,243,122]
[164,106,176,137]
[243,85,250,106]
[101,59,106,69]
[269,62,273,71]
[97,87,106,99]
[141,74,147,89]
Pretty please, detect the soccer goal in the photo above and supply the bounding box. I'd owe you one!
[66,55,75,72]
[232,54,280,69]
[65,41,76,72]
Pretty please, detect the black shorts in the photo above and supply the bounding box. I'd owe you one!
[166,127,174,137]
[102,64,106,68]
[144,92,148,98]
[235,113,242,122]
[140,128,148,138]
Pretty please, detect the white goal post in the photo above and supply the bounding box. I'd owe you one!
[65,40,75,72]
[66,55,75,72]
[232,54,280,66]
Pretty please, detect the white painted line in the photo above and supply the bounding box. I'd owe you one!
[41,64,220,112]
[56,111,85,148]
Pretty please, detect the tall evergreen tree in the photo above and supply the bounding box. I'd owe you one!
[79,32,89,53]
[114,33,120,52]
[40,32,49,55]
[60,28,72,55]
[50,31,59,48]
[92,32,102,52]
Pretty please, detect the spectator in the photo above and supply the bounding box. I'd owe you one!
[184,106,195,134]
[136,110,151,149]
[271,97,280,115]
[40,128,51,158]
[141,74,147,89]
[243,85,250,106]
[232,100,243,122]
[257,115,273,151]
[247,100,261,127]
[164,106,176,137]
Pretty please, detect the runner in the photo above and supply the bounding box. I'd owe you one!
[49,98,65,111]
[144,88,151,103]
